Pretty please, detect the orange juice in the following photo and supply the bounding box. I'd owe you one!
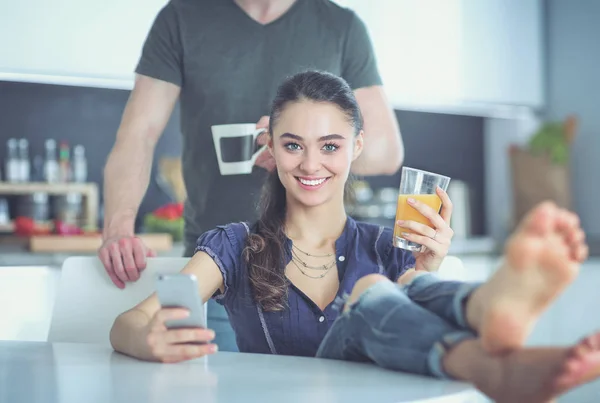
[394,194,442,239]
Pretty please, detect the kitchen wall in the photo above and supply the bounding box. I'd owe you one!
[0,81,486,235]
[545,0,600,237]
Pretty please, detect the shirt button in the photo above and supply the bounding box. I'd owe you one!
[318,316,325,323]
[338,256,345,262]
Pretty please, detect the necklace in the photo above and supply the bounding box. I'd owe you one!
[290,258,333,279]
[292,243,334,258]
[291,249,336,271]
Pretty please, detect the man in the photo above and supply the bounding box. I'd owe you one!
[99,0,404,352]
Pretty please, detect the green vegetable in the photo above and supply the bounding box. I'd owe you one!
[143,213,184,242]
[529,121,569,165]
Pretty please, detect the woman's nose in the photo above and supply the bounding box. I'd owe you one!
[299,149,321,173]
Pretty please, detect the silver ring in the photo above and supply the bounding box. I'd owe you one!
[432,231,438,240]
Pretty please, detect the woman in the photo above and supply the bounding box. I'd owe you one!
[111,71,599,402]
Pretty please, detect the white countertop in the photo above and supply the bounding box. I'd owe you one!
[0,243,186,267]
[0,341,480,403]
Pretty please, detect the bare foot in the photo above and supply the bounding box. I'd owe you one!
[488,332,600,403]
[444,332,600,403]
[467,202,588,354]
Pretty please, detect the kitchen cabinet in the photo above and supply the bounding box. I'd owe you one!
[3,0,544,114]
[336,0,544,113]
[0,0,168,89]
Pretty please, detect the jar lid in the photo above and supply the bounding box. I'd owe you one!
[66,192,82,204]
[32,192,49,203]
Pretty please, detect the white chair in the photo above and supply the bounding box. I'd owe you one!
[47,256,192,345]
[47,255,466,345]
[437,255,467,280]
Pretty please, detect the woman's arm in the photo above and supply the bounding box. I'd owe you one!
[109,251,224,361]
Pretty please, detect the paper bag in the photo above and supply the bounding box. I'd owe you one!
[510,146,572,225]
[509,115,577,226]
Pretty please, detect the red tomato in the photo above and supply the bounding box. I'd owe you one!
[54,220,83,235]
[14,216,35,236]
[153,203,183,220]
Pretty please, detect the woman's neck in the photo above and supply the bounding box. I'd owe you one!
[284,197,347,249]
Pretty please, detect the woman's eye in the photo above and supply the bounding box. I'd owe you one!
[323,143,339,152]
[285,142,302,151]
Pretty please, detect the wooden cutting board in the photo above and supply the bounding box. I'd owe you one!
[29,233,173,253]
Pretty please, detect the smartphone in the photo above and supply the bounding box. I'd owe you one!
[155,273,207,331]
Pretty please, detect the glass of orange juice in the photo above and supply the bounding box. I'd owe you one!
[393,167,450,251]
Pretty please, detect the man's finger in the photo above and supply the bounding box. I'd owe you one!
[131,238,149,270]
[256,132,268,146]
[119,238,140,281]
[255,115,270,129]
[109,243,129,284]
[99,247,125,288]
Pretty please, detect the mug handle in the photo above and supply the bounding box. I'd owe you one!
[250,128,268,164]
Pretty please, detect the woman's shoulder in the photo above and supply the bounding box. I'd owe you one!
[195,221,253,255]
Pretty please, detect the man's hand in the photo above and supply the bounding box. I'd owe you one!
[98,236,157,288]
[253,116,276,172]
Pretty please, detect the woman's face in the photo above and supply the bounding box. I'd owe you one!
[268,99,363,208]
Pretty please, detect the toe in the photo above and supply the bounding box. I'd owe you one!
[556,210,581,237]
[567,211,581,229]
[568,229,586,246]
[572,343,592,359]
[568,229,587,261]
[575,244,589,263]
[582,332,600,350]
[523,202,557,236]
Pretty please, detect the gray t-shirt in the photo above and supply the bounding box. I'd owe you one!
[136,0,382,248]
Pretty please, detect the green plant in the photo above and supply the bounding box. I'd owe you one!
[529,121,569,165]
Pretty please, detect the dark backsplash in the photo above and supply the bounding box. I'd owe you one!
[0,81,182,227]
[366,110,486,235]
[0,81,485,235]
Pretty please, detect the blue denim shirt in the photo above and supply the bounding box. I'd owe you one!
[195,217,415,357]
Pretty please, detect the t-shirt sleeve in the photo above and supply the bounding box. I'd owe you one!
[341,11,383,90]
[194,225,244,303]
[379,228,416,282]
[135,1,183,86]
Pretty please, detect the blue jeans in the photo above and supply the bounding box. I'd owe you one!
[316,273,481,379]
[184,245,239,352]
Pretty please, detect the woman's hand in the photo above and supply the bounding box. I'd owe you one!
[145,308,218,363]
[396,186,454,272]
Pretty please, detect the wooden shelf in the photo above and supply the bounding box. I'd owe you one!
[0,182,97,195]
[0,182,99,230]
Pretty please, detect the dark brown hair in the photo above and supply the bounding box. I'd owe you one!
[243,70,363,311]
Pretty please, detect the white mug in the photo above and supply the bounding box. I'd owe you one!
[211,123,268,175]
